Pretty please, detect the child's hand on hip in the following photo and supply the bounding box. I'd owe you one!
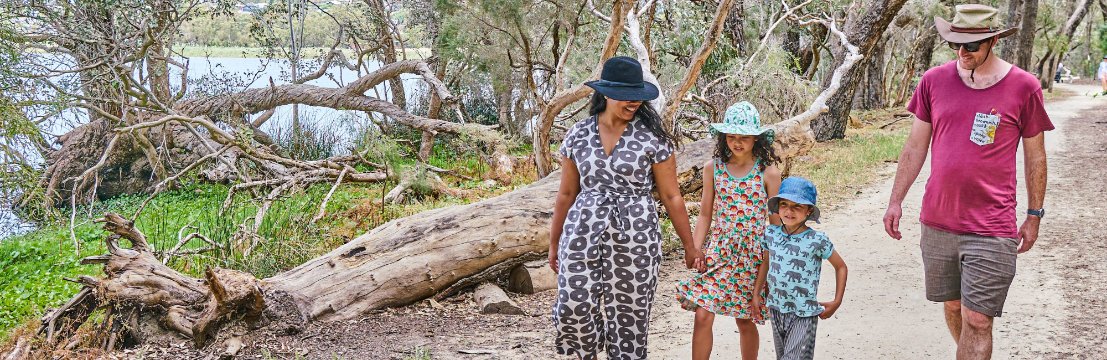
[818,301,840,319]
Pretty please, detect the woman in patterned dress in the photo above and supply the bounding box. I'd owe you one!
[548,56,704,360]
[676,102,782,360]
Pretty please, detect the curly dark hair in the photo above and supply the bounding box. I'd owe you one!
[713,132,780,171]
[588,92,678,149]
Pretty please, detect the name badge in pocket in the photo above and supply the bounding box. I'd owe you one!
[970,112,1000,146]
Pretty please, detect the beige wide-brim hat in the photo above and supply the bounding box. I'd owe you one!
[935,4,1017,43]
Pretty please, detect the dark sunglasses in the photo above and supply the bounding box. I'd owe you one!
[947,39,990,52]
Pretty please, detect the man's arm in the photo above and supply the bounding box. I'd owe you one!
[883,118,933,240]
[1019,133,1046,253]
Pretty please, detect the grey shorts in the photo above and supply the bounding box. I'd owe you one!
[770,308,819,360]
[920,224,1019,317]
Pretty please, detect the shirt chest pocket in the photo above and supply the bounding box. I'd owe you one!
[969,112,1001,146]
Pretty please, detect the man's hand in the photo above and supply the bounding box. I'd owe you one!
[684,247,706,273]
[818,301,841,320]
[1018,216,1041,253]
[883,203,903,240]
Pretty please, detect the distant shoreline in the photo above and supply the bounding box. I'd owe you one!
[173,45,430,59]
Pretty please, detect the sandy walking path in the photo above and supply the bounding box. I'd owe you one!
[648,83,1106,359]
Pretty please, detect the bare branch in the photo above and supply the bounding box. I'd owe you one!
[586,0,613,23]
[661,0,739,131]
[742,1,814,72]
[311,166,349,224]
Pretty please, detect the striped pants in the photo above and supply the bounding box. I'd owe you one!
[770,308,819,360]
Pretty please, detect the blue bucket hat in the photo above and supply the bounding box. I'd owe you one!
[710,101,775,144]
[585,56,660,101]
[768,177,821,223]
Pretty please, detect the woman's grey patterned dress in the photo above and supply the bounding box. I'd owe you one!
[553,115,674,360]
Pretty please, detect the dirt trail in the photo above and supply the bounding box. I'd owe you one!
[649,83,1107,359]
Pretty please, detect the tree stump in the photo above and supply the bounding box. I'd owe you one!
[506,261,557,294]
[473,283,525,315]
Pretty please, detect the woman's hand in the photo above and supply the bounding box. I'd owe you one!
[654,157,702,272]
[548,248,559,273]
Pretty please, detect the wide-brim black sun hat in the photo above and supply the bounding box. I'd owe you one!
[585,56,659,101]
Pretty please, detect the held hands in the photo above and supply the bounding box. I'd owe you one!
[554,244,709,274]
[751,294,765,323]
[684,246,707,273]
[1017,216,1041,253]
[818,300,841,320]
[883,203,903,240]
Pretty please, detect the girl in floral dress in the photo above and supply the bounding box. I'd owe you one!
[676,101,782,360]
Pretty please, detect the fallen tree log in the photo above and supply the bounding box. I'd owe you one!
[10,138,714,357]
[507,260,557,294]
[15,213,278,356]
[473,283,525,315]
[263,137,714,321]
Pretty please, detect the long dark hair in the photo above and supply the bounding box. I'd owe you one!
[714,132,780,171]
[588,92,678,149]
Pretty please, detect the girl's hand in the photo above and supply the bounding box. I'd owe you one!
[818,301,840,320]
[548,249,559,273]
[694,256,706,273]
[751,294,765,322]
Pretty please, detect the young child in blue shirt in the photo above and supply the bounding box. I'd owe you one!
[755,177,848,360]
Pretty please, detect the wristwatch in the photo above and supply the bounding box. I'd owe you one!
[1027,208,1045,218]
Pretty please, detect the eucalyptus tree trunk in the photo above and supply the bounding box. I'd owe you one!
[1038,0,1093,91]
[913,26,937,76]
[811,0,908,141]
[1003,0,1039,70]
[723,0,746,56]
[1001,0,1023,61]
[533,0,629,178]
[853,37,887,110]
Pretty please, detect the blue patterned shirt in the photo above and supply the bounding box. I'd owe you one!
[764,225,835,317]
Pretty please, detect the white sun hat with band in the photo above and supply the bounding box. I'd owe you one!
[934,4,1017,43]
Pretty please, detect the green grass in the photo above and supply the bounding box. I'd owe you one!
[0,228,103,339]
[0,141,536,341]
[791,127,908,208]
[174,45,431,59]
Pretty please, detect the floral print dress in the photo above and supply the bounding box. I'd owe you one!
[676,158,770,321]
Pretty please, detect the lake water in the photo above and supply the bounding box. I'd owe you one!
[0,55,428,239]
[181,56,427,146]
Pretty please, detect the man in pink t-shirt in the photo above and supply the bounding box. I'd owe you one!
[882,5,1053,360]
